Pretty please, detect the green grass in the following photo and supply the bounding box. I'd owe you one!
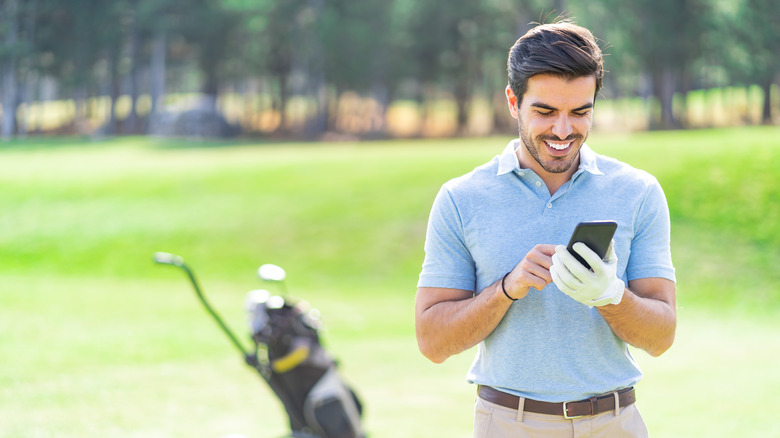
[1,127,778,437]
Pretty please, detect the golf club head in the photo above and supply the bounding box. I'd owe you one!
[153,252,184,266]
[245,289,271,334]
[258,264,287,282]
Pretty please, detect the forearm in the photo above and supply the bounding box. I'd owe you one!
[416,245,555,363]
[415,281,511,363]
[598,282,677,356]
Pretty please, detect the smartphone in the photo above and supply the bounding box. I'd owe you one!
[566,221,618,270]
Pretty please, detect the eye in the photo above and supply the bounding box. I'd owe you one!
[536,110,553,116]
[573,110,590,117]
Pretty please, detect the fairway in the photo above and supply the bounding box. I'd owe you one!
[1,127,779,437]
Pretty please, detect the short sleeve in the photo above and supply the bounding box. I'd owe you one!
[417,186,477,291]
[626,180,676,283]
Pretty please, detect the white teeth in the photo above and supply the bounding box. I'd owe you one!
[546,141,571,150]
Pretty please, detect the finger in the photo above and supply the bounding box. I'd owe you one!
[550,265,573,294]
[551,254,584,292]
[605,239,617,263]
[572,242,605,275]
[528,244,556,270]
[515,261,552,291]
[554,245,592,281]
[533,244,558,258]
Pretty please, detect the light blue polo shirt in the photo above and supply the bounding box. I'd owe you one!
[418,139,675,402]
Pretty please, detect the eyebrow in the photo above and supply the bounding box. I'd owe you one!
[530,102,594,112]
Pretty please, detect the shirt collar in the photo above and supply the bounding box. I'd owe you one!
[496,139,604,177]
[496,140,522,176]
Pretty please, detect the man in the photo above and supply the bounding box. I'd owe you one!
[415,21,676,438]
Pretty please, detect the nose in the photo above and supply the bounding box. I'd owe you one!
[551,114,573,139]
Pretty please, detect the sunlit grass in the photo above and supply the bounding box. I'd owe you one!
[0,127,778,437]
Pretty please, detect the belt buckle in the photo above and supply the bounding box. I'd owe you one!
[562,401,584,419]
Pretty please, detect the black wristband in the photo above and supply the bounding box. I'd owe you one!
[501,272,517,301]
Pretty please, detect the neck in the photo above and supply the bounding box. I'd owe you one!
[516,149,580,195]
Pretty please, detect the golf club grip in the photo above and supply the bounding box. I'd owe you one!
[153,252,180,265]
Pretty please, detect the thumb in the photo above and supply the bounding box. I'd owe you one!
[605,239,617,263]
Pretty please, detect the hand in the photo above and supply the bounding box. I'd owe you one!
[550,241,624,307]
[502,244,555,300]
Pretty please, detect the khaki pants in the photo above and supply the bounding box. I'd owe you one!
[474,397,649,438]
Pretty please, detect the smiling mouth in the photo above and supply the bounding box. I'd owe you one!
[545,141,572,151]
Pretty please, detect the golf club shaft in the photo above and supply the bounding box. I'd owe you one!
[177,263,250,358]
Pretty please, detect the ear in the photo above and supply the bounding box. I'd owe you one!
[505,86,519,119]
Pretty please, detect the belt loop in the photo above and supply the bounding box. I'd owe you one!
[589,397,598,416]
[516,397,525,422]
[613,391,620,416]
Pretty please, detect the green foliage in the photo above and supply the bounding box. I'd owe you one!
[3,0,779,136]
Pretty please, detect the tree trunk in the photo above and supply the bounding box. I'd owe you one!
[125,12,141,134]
[107,51,121,135]
[370,81,388,136]
[277,73,288,133]
[17,0,37,138]
[150,29,167,115]
[305,72,327,137]
[761,78,773,124]
[73,85,87,133]
[651,66,678,129]
[454,74,470,136]
[2,0,19,141]
[303,0,326,137]
[659,67,677,129]
[493,91,514,135]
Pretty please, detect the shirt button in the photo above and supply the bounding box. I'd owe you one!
[535,181,542,187]
[547,203,553,209]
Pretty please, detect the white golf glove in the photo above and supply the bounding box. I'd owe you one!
[550,241,624,307]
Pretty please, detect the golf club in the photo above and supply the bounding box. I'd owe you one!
[154,252,364,437]
[153,252,253,363]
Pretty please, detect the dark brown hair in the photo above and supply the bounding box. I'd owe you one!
[507,21,604,106]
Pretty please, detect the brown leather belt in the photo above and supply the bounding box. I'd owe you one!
[478,385,636,419]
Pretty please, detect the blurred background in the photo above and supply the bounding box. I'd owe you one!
[0,0,778,141]
[1,1,779,437]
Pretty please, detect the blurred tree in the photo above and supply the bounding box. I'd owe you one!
[178,0,242,109]
[1,0,20,140]
[734,0,779,124]
[33,1,129,133]
[226,0,309,133]
[598,0,712,129]
[0,0,770,139]
[404,0,509,135]
[319,0,391,131]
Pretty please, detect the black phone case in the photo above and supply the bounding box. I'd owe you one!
[566,221,618,270]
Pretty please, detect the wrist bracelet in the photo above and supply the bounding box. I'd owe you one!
[501,272,517,301]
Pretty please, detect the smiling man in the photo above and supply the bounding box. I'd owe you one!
[415,21,676,438]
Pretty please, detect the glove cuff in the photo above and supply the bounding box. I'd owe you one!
[589,278,625,307]
[609,279,625,305]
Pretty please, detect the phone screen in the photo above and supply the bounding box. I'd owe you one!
[566,221,618,270]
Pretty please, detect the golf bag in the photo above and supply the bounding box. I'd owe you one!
[246,290,364,438]
[153,253,364,438]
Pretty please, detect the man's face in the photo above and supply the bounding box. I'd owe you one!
[507,74,596,178]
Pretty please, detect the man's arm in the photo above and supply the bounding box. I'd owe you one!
[415,244,555,364]
[597,277,676,357]
[415,285,508,364]
[551,242,676,357]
